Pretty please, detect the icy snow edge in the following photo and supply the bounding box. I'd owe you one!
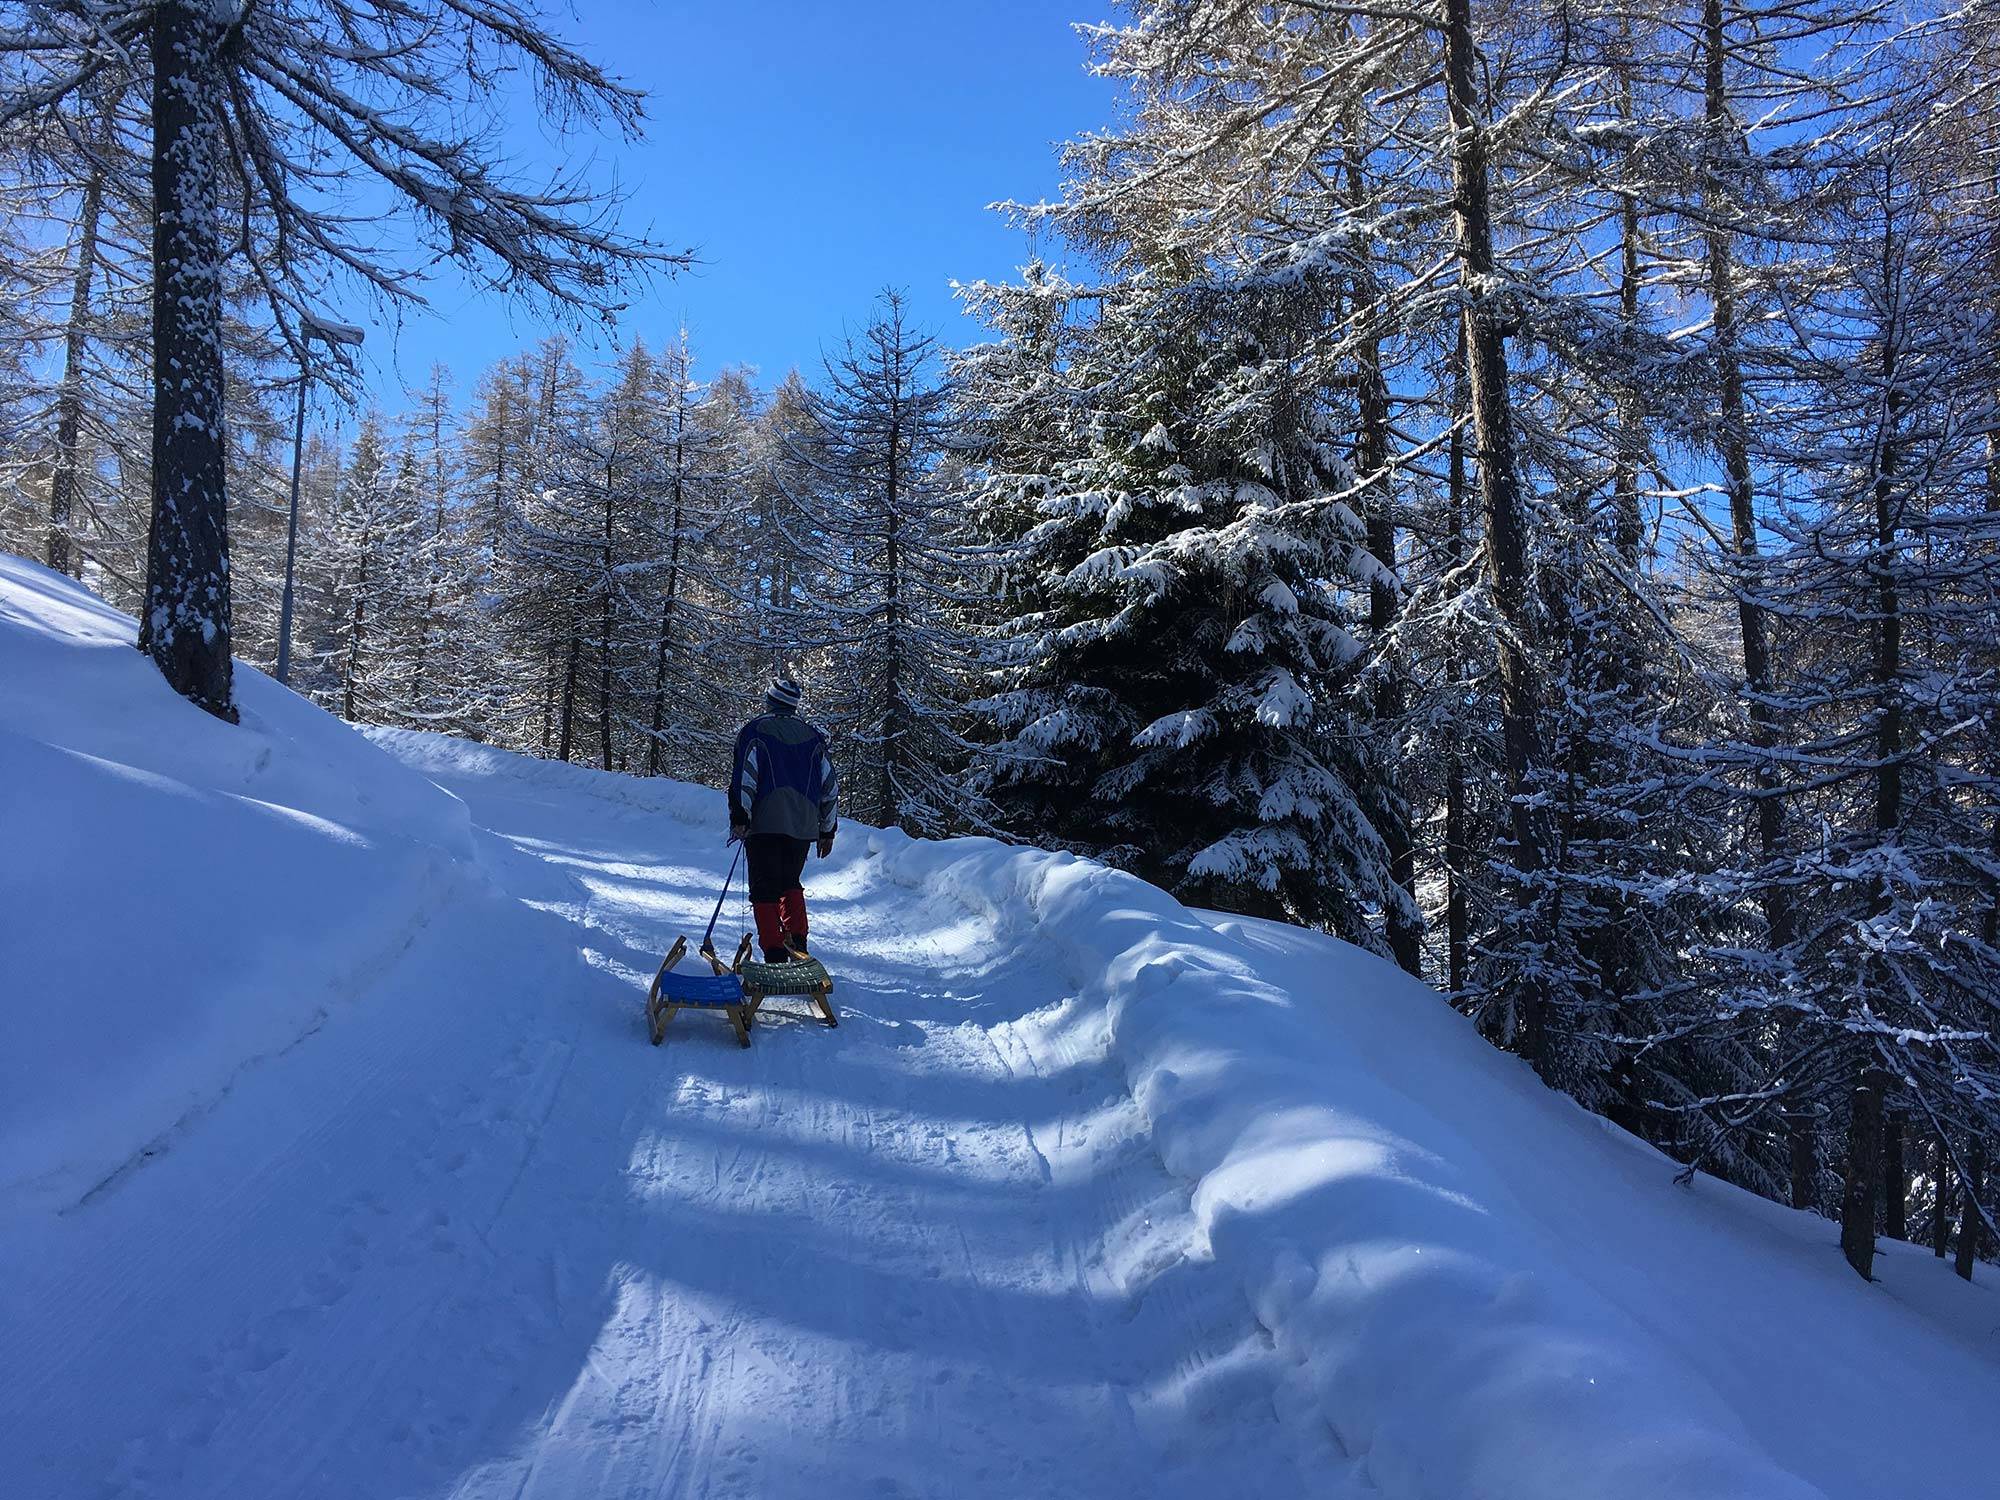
[863,825,1823,1500]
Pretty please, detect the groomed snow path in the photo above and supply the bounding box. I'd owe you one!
[1,733,1343,1500]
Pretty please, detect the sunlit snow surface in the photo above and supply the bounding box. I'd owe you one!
[3,553,1998,1500]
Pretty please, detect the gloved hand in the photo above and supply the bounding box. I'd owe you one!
[729,818,749,843]
[817,831,835,859]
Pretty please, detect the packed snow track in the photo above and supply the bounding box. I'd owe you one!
[1,732,1339,1499]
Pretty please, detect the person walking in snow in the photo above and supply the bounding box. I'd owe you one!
[729,677,840,964]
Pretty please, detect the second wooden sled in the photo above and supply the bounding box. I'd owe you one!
[739,954,838,1029]
[646,935,837,1047]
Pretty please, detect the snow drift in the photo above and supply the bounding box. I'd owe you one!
[859,823,2000,1500]
[0,554,475,1208]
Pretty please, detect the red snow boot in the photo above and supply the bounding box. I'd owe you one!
[752,900,787,962]
[779,886,808,959]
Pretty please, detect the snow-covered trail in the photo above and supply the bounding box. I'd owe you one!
[1,737,1339,1500]
[12,559,2000,1500]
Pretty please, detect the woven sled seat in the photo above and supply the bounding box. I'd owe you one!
[739,956,832,996]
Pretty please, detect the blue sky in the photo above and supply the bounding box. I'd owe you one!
[358,2,1118,408]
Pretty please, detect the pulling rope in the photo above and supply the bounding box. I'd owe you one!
[702,841,744,958]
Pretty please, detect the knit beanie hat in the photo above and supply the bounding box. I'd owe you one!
[765,677,803,713]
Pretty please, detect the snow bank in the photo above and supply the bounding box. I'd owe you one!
[0,557,475,1206]
[862,826,2000,1500]
[361,726,725,832]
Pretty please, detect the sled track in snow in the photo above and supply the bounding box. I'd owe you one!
[0,742,1347,1499]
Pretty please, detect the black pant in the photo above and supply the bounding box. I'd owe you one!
[744,833,810,904]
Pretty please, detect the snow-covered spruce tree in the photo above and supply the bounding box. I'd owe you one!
[1030,0,1588,1030]
[962,259,1408,942]
[0,0,684,719]
[786,292,987,836]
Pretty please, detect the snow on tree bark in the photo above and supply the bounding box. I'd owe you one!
[45,153,104,578]
[142,1,236,721]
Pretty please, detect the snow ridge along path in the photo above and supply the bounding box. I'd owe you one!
[4,555,1998,1500]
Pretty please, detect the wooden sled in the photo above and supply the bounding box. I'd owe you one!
[740,954,837,1028]
[646,936,754,1047]
[645,934,836,1046]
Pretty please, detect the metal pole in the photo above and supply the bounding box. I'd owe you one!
[275,368,309,686]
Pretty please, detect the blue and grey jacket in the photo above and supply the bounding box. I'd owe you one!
[730,709,840,841]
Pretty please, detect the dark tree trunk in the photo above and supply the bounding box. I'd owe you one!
[1611,140,1645,573]
[646,406,687,777]
[1838,1067,1889,1280]
[1986,184,2000,965]
[558,619,581,763]
[1361,343,1421,977]
[1345,143,1421,977]
[880,397,902,831]
[409,401,450,714]
[1701,1,1820,1210]
[600,460,615,772]
[1985,361,1999,957]
[1956,1141,1985,1282]
[1444,0,1550,1062]
[1701,0,1788,948]
[539,647,556,758]
[1788,1112,1816,1211]
[341,550,367,722]
[1882,1111,1906,1241]
[1843,185,1906,1270]
[143,1,236,721]
[47,157,105,577]
[1586,63,1649,1071]
[1444,339,1471,998]
[1933,1139,1951,1257]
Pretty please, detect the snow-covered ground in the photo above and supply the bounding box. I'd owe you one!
[4,551,1998,1500]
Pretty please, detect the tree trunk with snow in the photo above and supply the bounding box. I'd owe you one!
[1838,1067,1889,1279]
[558,619,581,764]
[1443,0,1549,1060]
[1840,205,1906,1273]
[46,158,104,578]
[1701,0,1788,950]
[1444,351,1472,998]
[1956,1142,1985,1281]
[1933,1140,1951,1256]
[646,397,687,778]
[142,1,236,721]
[1359,335,1421,978]
[600,461,615,772]
[1881,1111,1906,1240]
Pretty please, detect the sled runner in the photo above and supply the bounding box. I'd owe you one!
[645,934,837,1047]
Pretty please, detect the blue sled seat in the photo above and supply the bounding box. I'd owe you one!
[651,970,745,1007]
